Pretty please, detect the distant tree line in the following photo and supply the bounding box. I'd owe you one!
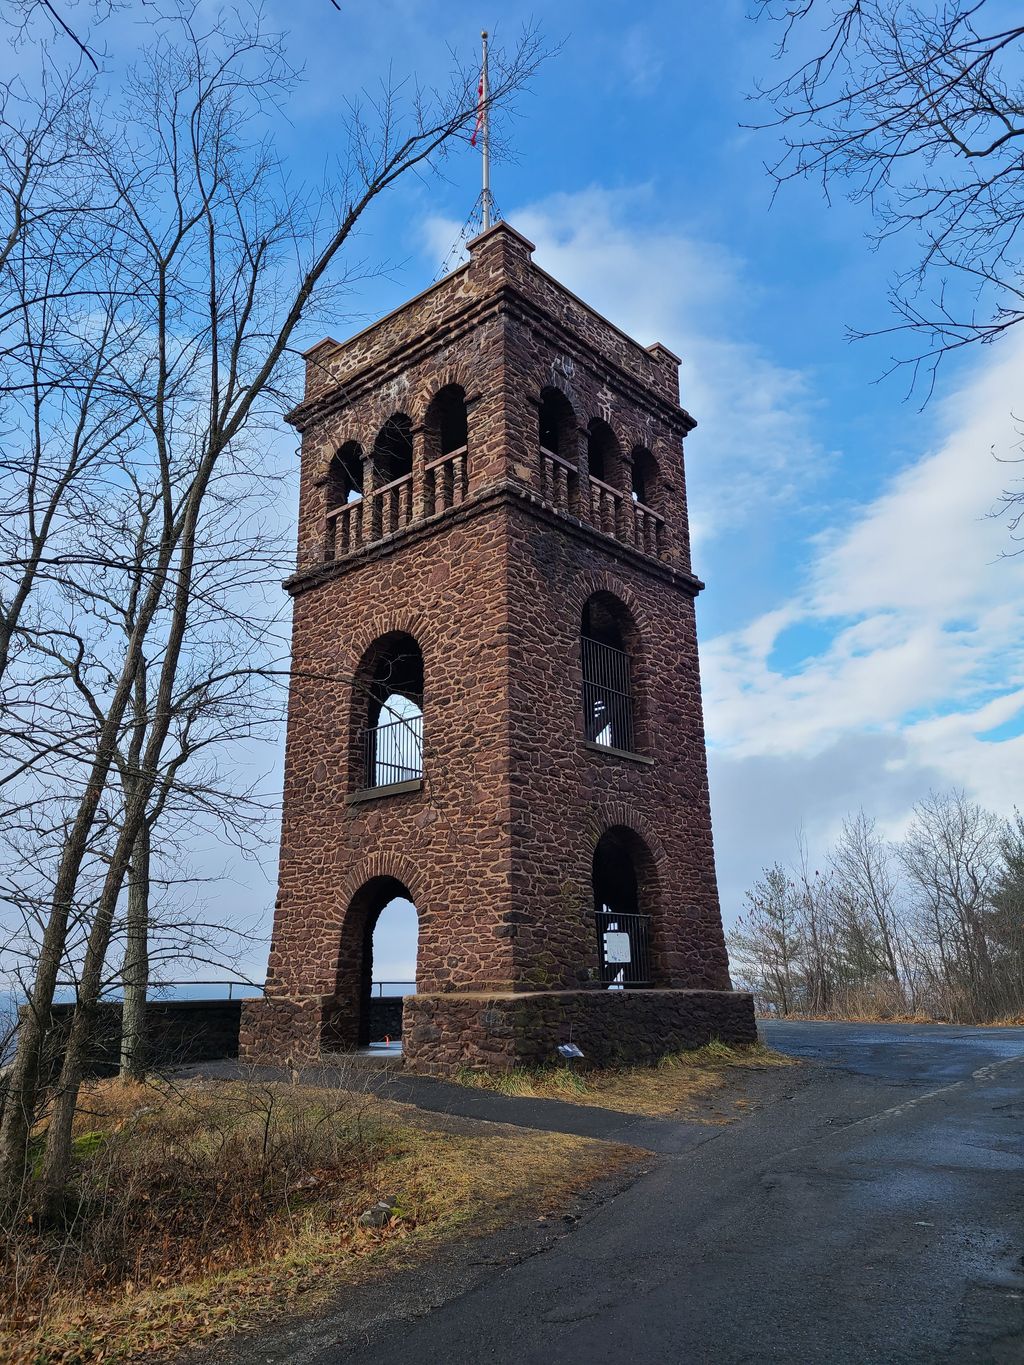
[728,791,1024,1024]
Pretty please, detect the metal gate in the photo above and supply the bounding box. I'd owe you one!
[594,910,652,987]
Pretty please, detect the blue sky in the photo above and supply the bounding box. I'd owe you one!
[256,0,1024,975]
[19,1,1024,983]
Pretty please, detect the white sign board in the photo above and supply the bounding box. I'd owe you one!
[603,931,632,965]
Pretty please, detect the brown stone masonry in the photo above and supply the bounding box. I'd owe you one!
[241,221,754,1071]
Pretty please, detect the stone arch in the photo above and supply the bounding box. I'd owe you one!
[572,571,653,642]
[323,869,423,1049]
[326,440,365,508]
[584,803,669,872]
[589,817,666,989]
[411,359,477,420]
[336,849,429,922]
[370,412,414,487]
[422,383,469,460]
[342,611,439,680]
[580,591,641,752]
[538,385,578,461]
[585,416,623,489]
[629,444,661,511]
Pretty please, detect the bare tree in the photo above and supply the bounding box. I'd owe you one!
[898,789,1004,1020]
[753,2,1024,390]
[989,808,1024,1017]
[728,863,806,1015]
[830,810,912,998]
[0,4,543,1215]
[732,792,1020,1022]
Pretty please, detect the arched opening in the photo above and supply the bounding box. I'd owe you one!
[630,445,660,509]
[581,593,639,753]
[366,893,418,1047]
[539,387,576,460]
[592,827,656,989]
[372,413,413,487]
[323,441,365,560]
[587,418,621,488]
[354,631,424,789]
[422,385,469,514]
[323,876,419,1050]
[327,440,364,507]
[424,384,468,458]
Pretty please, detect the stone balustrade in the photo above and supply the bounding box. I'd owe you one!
[322,444,668,565]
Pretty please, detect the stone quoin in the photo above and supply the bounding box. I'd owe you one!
[240,221,756,1071]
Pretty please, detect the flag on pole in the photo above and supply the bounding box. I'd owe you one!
[470,69,485,147]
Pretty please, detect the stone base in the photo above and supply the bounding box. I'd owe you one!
[402,988,757,1075]
[239,994,327,1063]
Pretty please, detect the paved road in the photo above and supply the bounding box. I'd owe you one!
[290,1021,1024,1365]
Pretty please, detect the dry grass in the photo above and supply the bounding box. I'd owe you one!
[0,1076,638,1364]
[774,1009,935,1024]
[766,1010,1024,1026]
[454,1041,796,1118]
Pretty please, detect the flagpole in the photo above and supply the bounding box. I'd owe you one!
[480,29,491,231]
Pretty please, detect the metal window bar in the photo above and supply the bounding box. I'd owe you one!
[363,712,423,788]
[594,910,653,988]
[582,635,634,752]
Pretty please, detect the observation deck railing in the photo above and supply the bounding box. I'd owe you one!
[321,443,668,565]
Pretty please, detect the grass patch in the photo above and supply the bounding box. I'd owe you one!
[0,1076,637,1364]
[455,1041,795,1118]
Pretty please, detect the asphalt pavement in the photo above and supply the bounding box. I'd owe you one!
[193,1022,1024,1365]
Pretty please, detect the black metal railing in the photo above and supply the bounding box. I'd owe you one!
[582,636,634,752]
[363,713,423,788]
[370,980,416,997]
[594,910,652,988]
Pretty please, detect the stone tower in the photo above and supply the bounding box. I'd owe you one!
[241,223,755,1072]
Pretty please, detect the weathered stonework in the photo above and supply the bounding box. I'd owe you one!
[403,990,757,1075]
[242,221,754,1071]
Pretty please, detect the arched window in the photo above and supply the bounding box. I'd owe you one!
[592,828,655,988]
[630,446,659,509]
[355,631,424,790]
[581,593,637,753]
[372,413,413,487]
[539,387,576,459]
[424,384,468,458]
[587,418,621,488]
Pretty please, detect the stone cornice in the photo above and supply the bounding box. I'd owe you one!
[288,282,693,439]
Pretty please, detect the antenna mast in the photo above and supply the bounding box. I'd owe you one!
[481,29,491,231]
[434,29,502,279]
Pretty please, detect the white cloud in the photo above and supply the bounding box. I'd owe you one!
[428,192,1024,924]
[705,333,1024,760]
[703,333,1024,916]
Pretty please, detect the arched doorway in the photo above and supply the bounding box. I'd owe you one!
[367,894,418,1045]
[592,827,657,989]
[323,875,420,1051]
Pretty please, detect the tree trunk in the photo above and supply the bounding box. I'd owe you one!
[119,821,151,1082]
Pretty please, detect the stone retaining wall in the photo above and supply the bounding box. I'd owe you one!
[44,1000,244,1077]
[402,988,757,1075]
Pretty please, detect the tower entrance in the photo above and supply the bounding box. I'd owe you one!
[321,876,418,1052]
